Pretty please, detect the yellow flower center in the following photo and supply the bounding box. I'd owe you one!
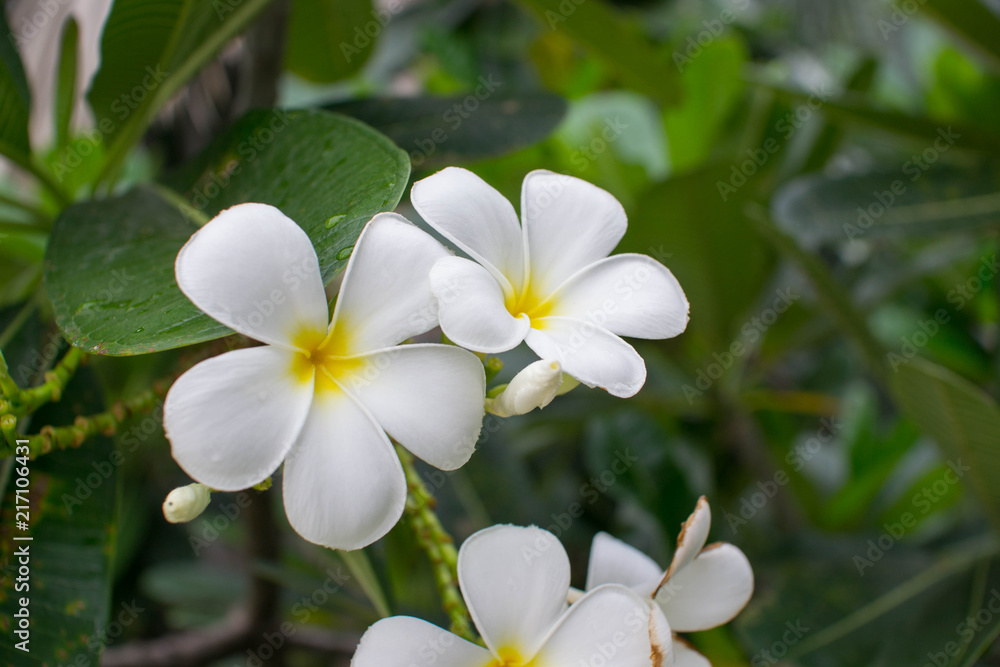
[504,282,554,323]
[290,326,363,394]
[487,647,535,667]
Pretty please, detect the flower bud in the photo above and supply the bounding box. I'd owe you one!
[487,360,562,417]
[163,483,211,523]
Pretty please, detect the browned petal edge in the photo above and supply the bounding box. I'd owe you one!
[655,495,710,595]
[649,607,671,667]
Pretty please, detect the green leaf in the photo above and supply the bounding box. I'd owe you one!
[922,0,1000,74]
[286,0,376,82]
[326,94,568,168]
[0,335,116,664]
[624,165,773,351]
[889,357,1000,534]
[45,109,409,355]
[663,37,747,171]
[773,164,1000,246]
[54,18,79,152]
[0,8,32,164]
[512,0,680,106]
[88,0,276,183]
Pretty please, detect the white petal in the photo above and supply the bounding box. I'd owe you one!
[458,525,570,659]
[525,317,646,398]
[674,638,713,667]
[532,585,654,667]
[431,256,530,353]
[351,616,492,667]
[664,497,711,578]
[165,346,313,491]
[649,605,675,667]
[521,170,627,298]
[586,532,664,594]
[547,254,689,340]
[412,167,525,293]
[654,543,754,632]
[340,344,485,471]
[330,213,450,353]
[281,391,406,550]
[175,203,329,348]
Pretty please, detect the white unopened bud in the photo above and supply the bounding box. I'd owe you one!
[163,483,211,523]
[487,360,562,417]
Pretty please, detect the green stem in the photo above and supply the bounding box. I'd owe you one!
[5,375,170,458]
[396,445,475,641]
[0,350,22,398]
[17,346,86,414]
[7,153,71,209]
[0,193,52,226]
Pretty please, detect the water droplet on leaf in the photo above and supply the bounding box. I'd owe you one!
[336,246,354,260]
[325,214,347,229]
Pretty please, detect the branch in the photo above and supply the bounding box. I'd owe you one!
[102,493,281,667]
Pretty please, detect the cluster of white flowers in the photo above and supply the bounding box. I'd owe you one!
[158,167,749,665]
[353,499,752,667]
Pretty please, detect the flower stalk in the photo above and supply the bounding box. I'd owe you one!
[395,444,475,642]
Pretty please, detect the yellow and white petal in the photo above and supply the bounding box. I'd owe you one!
[520,170,627,299]
[458,525,570,660]
[164,346,313,492]
[546,254,689,340]
[654,543,754,632]
[340,344,485,471]
[674,637,713,667]
[281,392,406,550]
[664,496,711,579]
[175,203,329,349]
[532,584,657,667]
[329,213,450,353]
[412,167,526,294]
[430,256,531,353]
[525,317,646,398]
[586,532,664,594]
[351,616,493,667]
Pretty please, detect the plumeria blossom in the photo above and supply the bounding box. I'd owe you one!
[162,483,211,524]
[352,524,672,667]
[583,498,754,667]
[486,359,563,417]
[163,204,486,550]
[411,167,689,398]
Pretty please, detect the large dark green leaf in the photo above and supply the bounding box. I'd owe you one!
[46,109,409,355]
[513,0,680,106]
[326,94,568,168]
[88,0,275,181]
[0,8,32,164]
[889,357,1000,534]
[773,165,1000,246]
[286,0,377,83]
[0,312,116,665]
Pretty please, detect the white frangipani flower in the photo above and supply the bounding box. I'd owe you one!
[162,483,211,523]
[412,167,689,398]
[585,498,754,667]
[486,359,562,417]
[163,204,486,550]
[352,524,672,667]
